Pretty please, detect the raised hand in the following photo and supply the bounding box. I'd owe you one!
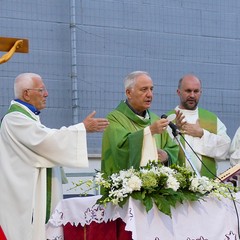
[83,111,109,133]
[149,118,169,135]
[175,110,186,130]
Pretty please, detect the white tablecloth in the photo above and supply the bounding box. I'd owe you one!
[46,194,240,240]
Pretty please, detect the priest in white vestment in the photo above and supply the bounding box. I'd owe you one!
[169,74,230,178]
[229,127,240,166]
[0,73,109,240]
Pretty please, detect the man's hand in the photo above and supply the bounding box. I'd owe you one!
[181,120,204,138]
[175,110,203,138]
[149,118,169,135]
[157,149,168,163]
[83,111,109,132]
[175,110,186,129]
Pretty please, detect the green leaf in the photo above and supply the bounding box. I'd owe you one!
[142,195,153,212]
[153,195,172,217]
[73,160,235,218]
[118,196,129,208]
[96,194,108,204]
[179,190,204,202]
[131,191,142,201]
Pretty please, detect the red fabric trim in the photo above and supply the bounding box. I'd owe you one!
[0,226,7,240]
[63,218,132,240]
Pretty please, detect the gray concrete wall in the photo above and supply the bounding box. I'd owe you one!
[1,0,239,179]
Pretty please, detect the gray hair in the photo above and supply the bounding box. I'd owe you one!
[124,71,151,90]
[14,73,41,98]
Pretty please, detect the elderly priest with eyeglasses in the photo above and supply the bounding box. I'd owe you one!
[0,73,109,240]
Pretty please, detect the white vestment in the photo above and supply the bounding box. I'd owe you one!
[174,106,231,174]
[0,100,89,240]
[140,126,158,166]
[229,126,240,166]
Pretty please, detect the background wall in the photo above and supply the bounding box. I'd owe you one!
[1,1,239,188]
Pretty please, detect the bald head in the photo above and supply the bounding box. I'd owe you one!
[177,74,202,110]
[178,74,202,90]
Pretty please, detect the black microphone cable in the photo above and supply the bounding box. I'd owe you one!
[161,114,240,238]
[178,131,240,239]
[178,132,218,179]
[161,113,235,180]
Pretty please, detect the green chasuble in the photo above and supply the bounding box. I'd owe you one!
[168,108,217,179]
[101,101,179,177]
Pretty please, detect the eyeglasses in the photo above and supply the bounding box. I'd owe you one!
[26,88,48,94]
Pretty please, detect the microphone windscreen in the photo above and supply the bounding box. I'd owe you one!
[161,114,176,122]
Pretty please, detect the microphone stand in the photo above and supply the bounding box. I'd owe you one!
[172,130,201,178]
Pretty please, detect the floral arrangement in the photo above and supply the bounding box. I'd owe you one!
[94,161,237,216]
[71,161,237,217]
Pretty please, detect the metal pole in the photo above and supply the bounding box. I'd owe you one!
[70,0,79,124]
[174,135,201,178]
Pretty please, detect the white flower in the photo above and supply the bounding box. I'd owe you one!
[119,168,135,179]
[109,189,125,201]
[94,172,104,184]
[111,198,119,205]
[127,175,142,191]
[190,176,214,194]
[73,160,236,217]
[94,172,111,188]
[166,175,180,191]
[159,166,176,176]
[189,177,199,192]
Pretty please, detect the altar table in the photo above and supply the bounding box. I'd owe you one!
[46,194,240,240]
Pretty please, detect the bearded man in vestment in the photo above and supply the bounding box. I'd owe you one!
[169,74,230,178]
[0,73,109,240]
[101,71,179,178]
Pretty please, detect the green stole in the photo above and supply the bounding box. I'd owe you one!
[169,108,217,178]
[101,101,178,177]
[3,104,52,223]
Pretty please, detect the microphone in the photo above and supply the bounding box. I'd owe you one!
[161,114,180,136]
